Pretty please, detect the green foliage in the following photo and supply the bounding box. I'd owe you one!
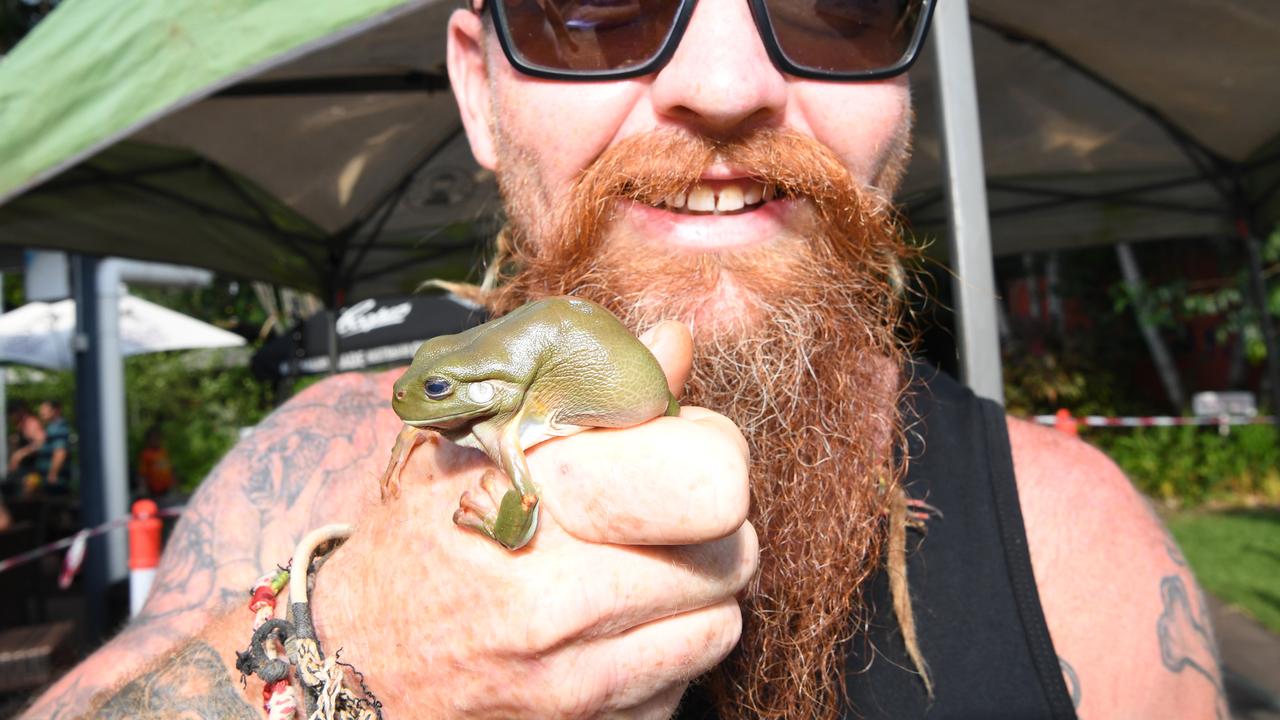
[124,351,272,493]
[131,282,268,343]
[6,368,75,422]
[6,354,273,494]
[1091,425,1280,505]
[1167,509,1280,634]
[1003,351,1089,417]
[2,276,278,494]
[1002,347,1126,418]
[1111,226,1280,366]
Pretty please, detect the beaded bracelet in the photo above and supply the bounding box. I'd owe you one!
[235,524,382,720]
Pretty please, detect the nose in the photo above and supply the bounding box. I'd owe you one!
[649,0,788,136]
[394,388,406,401]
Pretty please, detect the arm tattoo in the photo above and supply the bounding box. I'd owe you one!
[21,375,392,719]
[141,379,388,621]
[1058,656,1081,709]
[1165,540,1188,568]
[1156,574,1227,720]
[95,641,256,719]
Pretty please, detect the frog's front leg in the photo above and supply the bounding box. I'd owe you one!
[379,424,431,501]
[453,415,541,550]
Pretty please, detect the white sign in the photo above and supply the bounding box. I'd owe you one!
[336,298,413,337]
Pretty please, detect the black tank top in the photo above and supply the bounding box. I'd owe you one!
[677,367,1078,719]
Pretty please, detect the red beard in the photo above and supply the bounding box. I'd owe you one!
[484,128,916,720]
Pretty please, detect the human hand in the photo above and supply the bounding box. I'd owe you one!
[313,321,757,719]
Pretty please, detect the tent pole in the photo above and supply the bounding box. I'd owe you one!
[71,254,111,643]
[1115,243,1185,411]
[1240,226,1280,416]
[930,0,1003,402]
[0,274,6,473]
[93,260,131,593]
[327,309,339,375]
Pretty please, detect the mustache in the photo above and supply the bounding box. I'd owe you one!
[485,126,911,328]
[562,127,893,234]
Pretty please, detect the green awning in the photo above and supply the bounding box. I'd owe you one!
[0,0,493,301]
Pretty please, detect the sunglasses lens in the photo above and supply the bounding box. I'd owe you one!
[760,0,926,75]
[499,0,684,73]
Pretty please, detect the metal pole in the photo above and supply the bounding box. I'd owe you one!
[1116,242,1186,411]
[94,261,130,586]
[930,0,1004,403]
[71,254,110,643]
[94,258,215,588]
[1241,229,1280,416]
[327,309,340,374]
[0,274,6,473]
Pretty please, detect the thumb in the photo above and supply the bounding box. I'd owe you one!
[639,320,693,399]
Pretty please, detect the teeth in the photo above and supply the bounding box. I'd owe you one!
[686,185,716,212]
[658,180,772,213]
[716,185,744,212]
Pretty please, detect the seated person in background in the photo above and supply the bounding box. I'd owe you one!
[7,402,45,496]
[34,400,70,494]
[136,427,176,498]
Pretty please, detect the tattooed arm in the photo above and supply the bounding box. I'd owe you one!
[21,371,405,719]
[1009,419,1225,720]
[26,322,753,719]
[91,612,261,719]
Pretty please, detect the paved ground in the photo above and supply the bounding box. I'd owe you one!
[1210,595,1280,720]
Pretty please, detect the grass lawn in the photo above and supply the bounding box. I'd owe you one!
[1165,508,1280,634]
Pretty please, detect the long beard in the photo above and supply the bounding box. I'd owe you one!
[484,128,914,720]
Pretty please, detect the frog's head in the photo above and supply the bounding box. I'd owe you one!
[391,335,511,429]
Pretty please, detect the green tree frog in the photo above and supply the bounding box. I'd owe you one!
[380,296,679,550]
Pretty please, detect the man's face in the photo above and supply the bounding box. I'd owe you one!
[446,6,918,719]
[38,402,53,422]
[447,0,913,279]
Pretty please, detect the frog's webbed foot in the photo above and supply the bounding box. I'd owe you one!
[453,469,539,551]
[379,424,433,502]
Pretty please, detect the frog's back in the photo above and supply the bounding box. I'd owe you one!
[524,297,673,428]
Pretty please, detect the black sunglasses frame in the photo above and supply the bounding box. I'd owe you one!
[481,0,936,81]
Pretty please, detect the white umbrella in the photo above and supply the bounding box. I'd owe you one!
[0,293,245,369]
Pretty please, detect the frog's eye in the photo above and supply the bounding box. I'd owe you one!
[423,377,453,400]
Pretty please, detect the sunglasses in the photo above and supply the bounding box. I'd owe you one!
[479,0,935,81]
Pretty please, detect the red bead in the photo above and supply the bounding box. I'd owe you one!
[249,585,277,612]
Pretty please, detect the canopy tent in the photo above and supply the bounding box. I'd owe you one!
[905,0,1280,252]
[0,0,496,304]
[0,0,1275,270]
[0,293,246,370]
[0,0,1276,391]
[900,0,1280,411]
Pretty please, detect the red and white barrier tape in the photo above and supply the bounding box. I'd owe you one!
[1033,414,1276,428]
[0,505,185,576]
